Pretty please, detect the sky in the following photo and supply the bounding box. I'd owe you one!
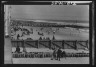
[10,5,89,21]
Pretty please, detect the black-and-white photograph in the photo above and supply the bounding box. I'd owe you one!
[4,1,93,64]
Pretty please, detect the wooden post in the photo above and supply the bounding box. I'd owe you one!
[62,40,64,49]
[17,40,18,47]
[22,40,27,52]
[74,40,77,50]
[36,40,39,48]
[86,40,88,49]
[37,40,39,48]
[22,40,24,48]
[49,40,51,49]
[22,40,24,52]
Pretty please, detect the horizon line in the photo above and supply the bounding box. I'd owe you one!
[11,18,89,22]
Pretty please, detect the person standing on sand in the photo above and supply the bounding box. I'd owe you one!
[62,50,66,59]
[51,48,57,60]
[57,48,62,61]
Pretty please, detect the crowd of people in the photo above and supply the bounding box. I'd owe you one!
[15,45,66,61]
[11,25,58,40]
[11,25,33,40]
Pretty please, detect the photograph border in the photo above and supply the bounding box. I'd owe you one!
[1,1,95,66]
